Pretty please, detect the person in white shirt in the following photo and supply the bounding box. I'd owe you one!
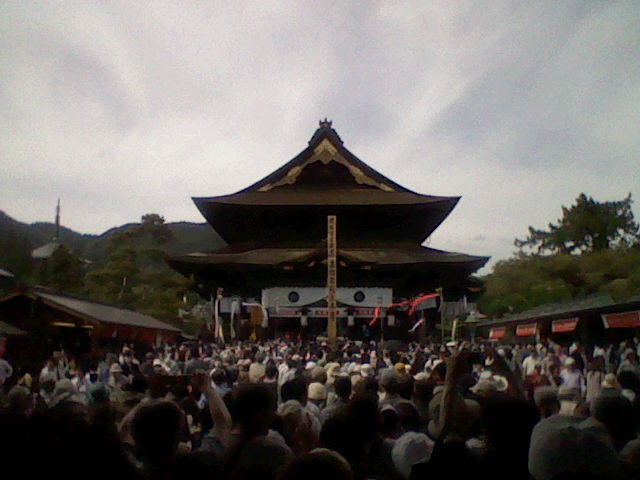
[559,357,585,397]
[522,347,541,378]
[40,359,61,382]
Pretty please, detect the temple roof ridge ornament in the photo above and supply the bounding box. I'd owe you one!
[308,118,343,146]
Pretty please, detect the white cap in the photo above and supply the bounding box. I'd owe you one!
[392,432,435,479]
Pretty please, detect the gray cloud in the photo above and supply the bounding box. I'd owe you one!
[1,1,639,274]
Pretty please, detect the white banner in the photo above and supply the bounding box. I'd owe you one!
[268,306,377,318]
[262,287,392,309]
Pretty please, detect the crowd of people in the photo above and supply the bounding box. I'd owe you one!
[1,336,640,480]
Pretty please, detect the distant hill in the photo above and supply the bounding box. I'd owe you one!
[0,210,226,262]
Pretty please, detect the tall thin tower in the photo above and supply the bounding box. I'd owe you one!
[54,198,61,241]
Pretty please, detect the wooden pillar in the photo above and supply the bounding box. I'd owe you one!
[327,215,337,345]
[437,287,444,343]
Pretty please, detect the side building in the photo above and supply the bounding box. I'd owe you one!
[0,286,180,371]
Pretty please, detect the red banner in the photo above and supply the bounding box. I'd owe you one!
[489,327,505,339]
[516,323,537,337]
[369,306,382,326]
[552,317,579,333]
[408,293,440,315]
[602,311,640,329]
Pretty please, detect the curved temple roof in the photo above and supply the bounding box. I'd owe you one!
[170,245,488,270]
[193,121,460,244]
[194,121,459,207]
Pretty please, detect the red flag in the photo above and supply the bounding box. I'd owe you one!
[408,293,439,316]
[369,306,382,326]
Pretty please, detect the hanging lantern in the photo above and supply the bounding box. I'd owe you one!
[347,314,355,327]
[387,314,395,327]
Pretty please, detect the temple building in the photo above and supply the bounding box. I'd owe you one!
[170,121,489,339]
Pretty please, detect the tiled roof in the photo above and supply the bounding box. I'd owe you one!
[31,242,62,259]
[32,289,180,332]
[477,293,639,327]
[0,320,26,336]
[0,268,15,278]
[171,245,489,269]
[195,189,457,206]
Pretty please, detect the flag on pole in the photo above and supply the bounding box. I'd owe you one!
[369,306,382,326]
[409,318,425,333]
[408,293,440,316]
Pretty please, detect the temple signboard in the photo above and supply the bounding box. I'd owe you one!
[552,317,579,333]
[489,327,506,339]
[602,311,640,329]
[516,323,537,337]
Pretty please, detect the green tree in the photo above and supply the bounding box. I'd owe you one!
[37,245,85,293]
[515,193,640,254]
[479,249,640,318]
[0,229,33,282]
[84,214,196,327]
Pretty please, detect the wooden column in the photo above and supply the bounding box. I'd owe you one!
[437,287,444,343]
[327,215,337,345]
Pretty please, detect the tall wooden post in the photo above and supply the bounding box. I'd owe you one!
[437,287,445,343]
[327,215,337,345]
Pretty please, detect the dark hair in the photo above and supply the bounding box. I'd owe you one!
[346,395,379,442]
[127,374,148,394]
[265,363,278,379]
[230,383,276,433]
[413,380,434,405]
[281,377,307,404]
[592,394,638,450]
[432,362,447,382]
[617,370,640,394]
[398,377,414,400]
[320,414,355,465]
[281,449,353,480]
[361,377,379,397]
[131,401,182,467]
[147,374,171,399]
[395,401,421,432]
[379,408,399,436]
[226,366,239,385]
[334,376,352,402]
[157,452,223,480]
[381,377,399,395]
[483,398,539,472]
[211,368,227,385]
[389,351,400,365]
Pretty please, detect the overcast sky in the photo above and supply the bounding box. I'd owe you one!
[1,1,639,272]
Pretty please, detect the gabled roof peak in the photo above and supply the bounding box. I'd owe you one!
[309,118,343,146]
